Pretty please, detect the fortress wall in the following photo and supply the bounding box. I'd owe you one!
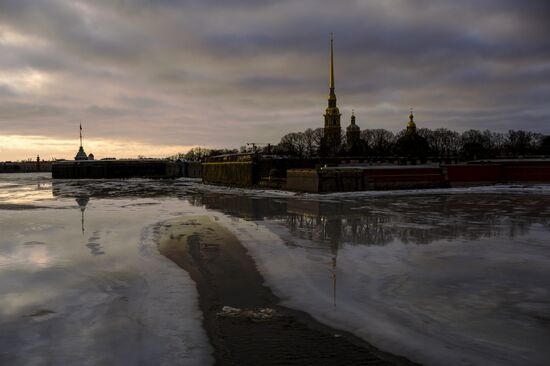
[52,160,179,179]
[286,169,321,192]
[202,161,256,187]
[502,161,550,183]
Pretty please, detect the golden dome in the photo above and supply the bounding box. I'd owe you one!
[406,110,416,132]
[407,114,416,128]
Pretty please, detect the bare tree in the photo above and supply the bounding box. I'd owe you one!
[303,129,319,157]
[506,130,540,155]
[184,147,211,161]
[278,132,304,157]
[361,129,395,156]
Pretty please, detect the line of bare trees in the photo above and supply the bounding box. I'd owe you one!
[275,128,550,159]
[169,147,239,161]
[172,128,550,161]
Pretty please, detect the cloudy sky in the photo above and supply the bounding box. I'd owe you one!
[0,0,549,160]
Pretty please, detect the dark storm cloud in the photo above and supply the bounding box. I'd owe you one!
[0,0,548,159]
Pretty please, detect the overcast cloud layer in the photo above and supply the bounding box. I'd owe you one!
[1,0,549,160]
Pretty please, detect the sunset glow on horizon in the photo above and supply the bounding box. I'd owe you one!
[0,135,198,161]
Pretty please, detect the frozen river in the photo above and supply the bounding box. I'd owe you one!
[1,173,549,365]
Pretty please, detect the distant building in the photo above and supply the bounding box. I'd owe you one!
[75,146,88,160]
[345,111,369,156]
[320,35,342,157]
[88,153,95,160]
[74,123,89,160]
[395,111,430,159]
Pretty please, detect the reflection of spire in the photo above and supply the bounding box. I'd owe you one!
[326,217,341,309]
[76,196,89,236]
[331,252,337,308]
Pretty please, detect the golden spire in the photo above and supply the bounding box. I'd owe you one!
[327,33,337,109]
[330,33,334,95]
[330,32,335,94]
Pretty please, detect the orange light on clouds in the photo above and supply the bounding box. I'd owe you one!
[0,135,197,161]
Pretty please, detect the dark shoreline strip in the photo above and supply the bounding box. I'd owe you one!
[157,216,418,366]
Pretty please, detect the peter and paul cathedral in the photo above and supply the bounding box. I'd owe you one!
[320,35,369,157]
[320,34,426,159]
[320,34,342,157]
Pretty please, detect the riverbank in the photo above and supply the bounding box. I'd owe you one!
[157,215,417,366]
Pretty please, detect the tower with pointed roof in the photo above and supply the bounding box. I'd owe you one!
[345,110,370,156]
[320,34,342,157]
[346,110,360,145]
[396,109,430,159]
[74,123,89,160]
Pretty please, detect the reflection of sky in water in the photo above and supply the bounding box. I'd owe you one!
[0,173,53,204]
[2,173,550,366]
[0,173,212,366]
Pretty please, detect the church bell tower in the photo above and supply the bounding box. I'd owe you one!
[321,34,342,156]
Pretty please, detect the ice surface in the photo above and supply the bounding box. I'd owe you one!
[0,174,213,366]
[3,173,550,366]
[197,180,550,199]
[209,195,550,366]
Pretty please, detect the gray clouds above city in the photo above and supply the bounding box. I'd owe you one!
[0,0,549,159]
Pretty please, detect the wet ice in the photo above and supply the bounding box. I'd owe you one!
[2,173,550,366]
[0,174,212,366]
[202,190,550,366]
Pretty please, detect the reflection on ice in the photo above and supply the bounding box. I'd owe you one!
[76,195,89,235]
[0,173,52,205]
[188,190,550,366]
[0,174,212,366]
[190,192,550,245]
[2,173,550,366]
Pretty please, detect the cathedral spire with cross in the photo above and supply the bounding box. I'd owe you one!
[321,33,342,156]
